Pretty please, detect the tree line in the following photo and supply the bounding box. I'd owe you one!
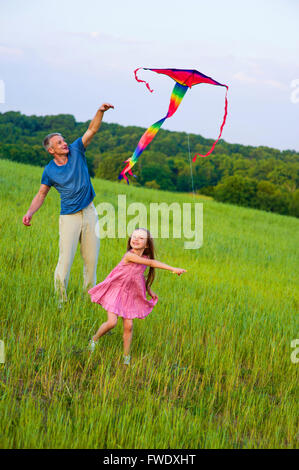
[0,111,298,217]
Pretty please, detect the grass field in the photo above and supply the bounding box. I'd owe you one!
[0,158,298,449]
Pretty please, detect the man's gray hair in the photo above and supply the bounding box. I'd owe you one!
[43,133,63,151]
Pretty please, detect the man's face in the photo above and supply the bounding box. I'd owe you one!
[48,135,69,156]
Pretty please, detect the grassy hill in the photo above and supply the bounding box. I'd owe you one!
[0,159,298,448]
[1,111,299,218]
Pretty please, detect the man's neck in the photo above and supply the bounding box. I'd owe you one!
[53,153,68,166]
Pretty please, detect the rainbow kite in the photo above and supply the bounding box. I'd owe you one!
[118,68,229,183]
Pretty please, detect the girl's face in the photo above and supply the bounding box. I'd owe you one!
[130,229,148,250]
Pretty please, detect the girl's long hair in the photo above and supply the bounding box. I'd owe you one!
[127,228,155,290]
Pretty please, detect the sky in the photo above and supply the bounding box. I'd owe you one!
[0,0,299,151]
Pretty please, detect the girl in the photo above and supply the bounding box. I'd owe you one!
[88,228,187,365]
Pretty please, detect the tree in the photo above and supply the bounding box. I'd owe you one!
[140,163,175,191]
[289,189,299,217]
[145,180,160,189]
[214,176,258,207]
[94,152,131,181]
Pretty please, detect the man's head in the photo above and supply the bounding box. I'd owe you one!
[43,133,69,157]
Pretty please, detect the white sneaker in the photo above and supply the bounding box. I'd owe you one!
[123,355,131,365]
[88,339,97,352]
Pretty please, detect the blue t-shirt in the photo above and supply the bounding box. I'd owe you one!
[41,137,96,215]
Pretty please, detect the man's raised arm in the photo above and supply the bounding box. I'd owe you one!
[22,184,51,226]
[82,103,114,148]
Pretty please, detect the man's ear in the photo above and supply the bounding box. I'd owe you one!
[48,147,54,156]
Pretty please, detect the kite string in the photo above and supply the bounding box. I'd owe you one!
[187,134,196,198]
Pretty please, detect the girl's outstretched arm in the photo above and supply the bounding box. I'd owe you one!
[124,252,187,275]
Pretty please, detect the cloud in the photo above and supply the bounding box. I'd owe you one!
[232,71,257,84]
[0,45,23,58]
[233,70,287,90]
[263,79,288,90]
[70,31,147,46]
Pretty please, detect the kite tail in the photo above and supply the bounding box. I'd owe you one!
[118,82,188,183]
[192,85,229,161]
[118,118,166,183]
[134,68,154,93]
[118,160,134,183]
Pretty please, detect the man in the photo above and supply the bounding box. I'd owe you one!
[22,103,114,302]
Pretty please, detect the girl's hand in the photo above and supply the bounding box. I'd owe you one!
[172,267,187,276]
[147,289,158,302]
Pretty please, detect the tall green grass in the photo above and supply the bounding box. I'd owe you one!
[0,159,298,448]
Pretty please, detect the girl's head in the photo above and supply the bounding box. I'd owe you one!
[127,228,155,289]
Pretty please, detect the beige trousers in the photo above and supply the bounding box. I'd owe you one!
[54,201,100,301]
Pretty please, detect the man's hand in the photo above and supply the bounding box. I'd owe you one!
[22,184,50,226]
[23,212,33,226]
[99,103,114,112]
[82,103,114,148]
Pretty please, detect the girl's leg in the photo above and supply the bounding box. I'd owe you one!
[123,318,133,356]
[93,311,118,342]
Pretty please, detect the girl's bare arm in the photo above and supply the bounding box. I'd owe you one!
[124,252,187,275]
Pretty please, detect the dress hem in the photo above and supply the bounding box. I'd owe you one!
[88,296,158,319]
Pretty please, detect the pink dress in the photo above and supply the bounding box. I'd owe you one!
[88,250,158,319]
